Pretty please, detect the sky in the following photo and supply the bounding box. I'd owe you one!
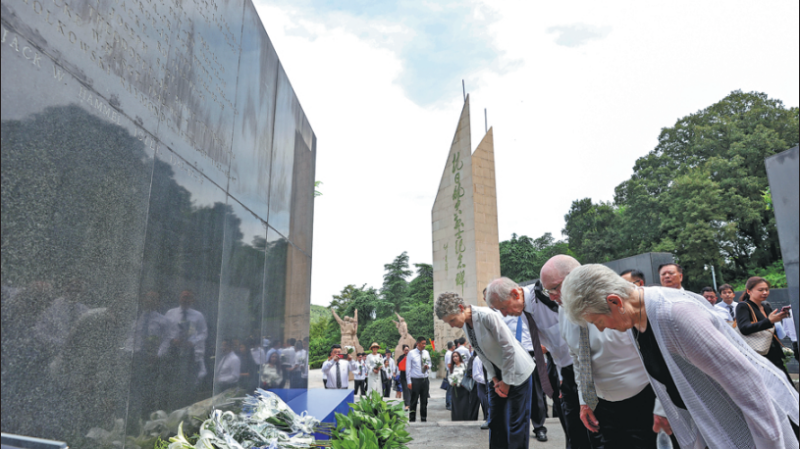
[251,0,800,307]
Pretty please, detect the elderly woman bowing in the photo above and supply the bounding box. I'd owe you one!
[436,291,535,449]
[560,264,799,449]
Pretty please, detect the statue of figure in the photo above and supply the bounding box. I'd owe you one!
[331,308,363,354]
[392,312,416,362]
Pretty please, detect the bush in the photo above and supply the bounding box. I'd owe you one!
[330,391,412,449]
[731,260,787,291]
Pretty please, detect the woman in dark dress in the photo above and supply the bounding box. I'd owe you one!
[735,276,792,382]
[449,351,471,421]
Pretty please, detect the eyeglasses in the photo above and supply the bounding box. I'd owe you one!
[541,283,561,298]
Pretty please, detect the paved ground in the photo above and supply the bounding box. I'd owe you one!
[309,369,566,449]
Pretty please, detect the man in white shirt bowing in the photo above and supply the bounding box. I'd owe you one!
[436,291,534,449]
[543,255,666,449]
[321,344,359,390]
[406,336,432,422]
[487,277,586,449]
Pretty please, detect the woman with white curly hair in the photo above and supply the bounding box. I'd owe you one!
[436,291,535,449]
[560,264,799,449]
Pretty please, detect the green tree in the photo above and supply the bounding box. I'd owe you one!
[407,263,433,306]
[499,233,575,282]
[381,251,412,313]
[564,90,798,290]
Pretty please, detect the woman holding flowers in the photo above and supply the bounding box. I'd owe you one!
[449,351,470,421]
[366,342,384,397]
[260,351,283,389]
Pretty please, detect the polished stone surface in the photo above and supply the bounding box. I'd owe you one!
[1,0,315,443]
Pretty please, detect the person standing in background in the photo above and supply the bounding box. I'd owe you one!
[444,341,454,410]
[398,345,411,411]
[406,337,431,422]
[353,353,367,397]
[321,345,358,389]
[714,284,739,325]
[620,269,646,287]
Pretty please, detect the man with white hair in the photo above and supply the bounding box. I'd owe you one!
[486,266,587,449]
[541,255,665,449]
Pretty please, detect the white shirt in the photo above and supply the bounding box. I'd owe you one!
[472,355,486,384]
[559,307,651,403]
[463,306,535,386]
[34,297,90,348]
[523,286,573,371]
[280,347,296,367]
[406,347,431,379]
[503,315,533,351]
[321,358,359,389]
[215,351,241,384]
[295,349,308,378]
[715,301,739,322]
[250,347,267,365]
[126,310,174,357]
[165,307,208,361]
[782,311,797,342]
[353,360,367,380]
[445,350,453,371]
[455,345,471,362]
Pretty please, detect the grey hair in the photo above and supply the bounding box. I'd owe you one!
[561,264,635,325]
[541,255,581,281]
[485,277,519,308]
[435,292,465,319]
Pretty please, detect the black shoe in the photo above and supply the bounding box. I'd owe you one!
[534,429,548,442]
[421,418,427,422]
[480,421,490,430]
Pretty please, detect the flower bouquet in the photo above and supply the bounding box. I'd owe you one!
[167,388,325,449]
[782,346,795,367]
[372,359,383,374]
[422,354,431,373]
[344,345,355,355]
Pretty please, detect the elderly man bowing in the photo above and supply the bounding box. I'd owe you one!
[540,255,665,449]
[436,291,534,449]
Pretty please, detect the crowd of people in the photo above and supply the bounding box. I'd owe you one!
[432,256,799,449]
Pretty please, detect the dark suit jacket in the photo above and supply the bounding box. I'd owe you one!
[735,299,774,335]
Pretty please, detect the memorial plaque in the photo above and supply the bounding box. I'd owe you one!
[1,0,316,442]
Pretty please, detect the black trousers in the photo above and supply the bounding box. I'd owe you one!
[529,365,547,432]
[353,379,366,396]
[590,384,657,449]
[476,381,489,420]
[409,377,429,421]
[560,365,592,449]
[400,371,410,406]
[546,353,564,421]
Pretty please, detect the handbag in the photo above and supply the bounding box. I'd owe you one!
[737,302,775,356]
[461,375,475,392]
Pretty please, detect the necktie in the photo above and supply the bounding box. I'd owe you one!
[335,361,342,388]
[728,304,734,320]
[578,325,599,410]
[522,311,554,398]
[515,316,523,342]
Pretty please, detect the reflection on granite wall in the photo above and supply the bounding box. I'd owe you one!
[0,0,315,444]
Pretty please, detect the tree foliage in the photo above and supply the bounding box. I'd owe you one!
[562,90,797,290]
[499,233,575,283]
[310,254,435,366]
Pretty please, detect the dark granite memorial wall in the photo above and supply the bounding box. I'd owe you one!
[0,0,315,444]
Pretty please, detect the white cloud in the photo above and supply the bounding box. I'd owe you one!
[546,24,612,47]
[254,0,800,307]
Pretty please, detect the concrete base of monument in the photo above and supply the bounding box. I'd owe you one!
[271,388,352,441]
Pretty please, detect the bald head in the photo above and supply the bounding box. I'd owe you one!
[540,255,581,303]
